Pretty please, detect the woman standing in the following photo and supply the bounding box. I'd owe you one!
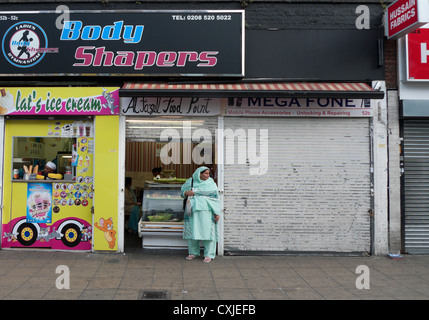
[181,166,220,263]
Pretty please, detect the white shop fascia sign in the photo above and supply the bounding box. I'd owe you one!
[120,97,372,117]
[120,97,221,116]
[224,98,372,117]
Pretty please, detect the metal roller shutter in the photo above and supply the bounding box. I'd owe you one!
[403,120,429,254]
[223,117,371,253]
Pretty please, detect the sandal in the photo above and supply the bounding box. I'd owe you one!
[203,257,212,263]
[185,255,197,260]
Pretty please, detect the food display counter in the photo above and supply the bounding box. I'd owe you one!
[138,181,187,249]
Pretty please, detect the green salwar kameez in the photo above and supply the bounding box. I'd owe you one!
[181,167,220,259]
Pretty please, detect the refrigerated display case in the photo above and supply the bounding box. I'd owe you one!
[138,181,187,249]
[56,152,72,175]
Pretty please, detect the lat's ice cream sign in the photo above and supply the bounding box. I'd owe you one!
[386,0,429,39]
[0,87,119,115]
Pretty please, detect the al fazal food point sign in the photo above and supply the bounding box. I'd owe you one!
[0,87,120,115]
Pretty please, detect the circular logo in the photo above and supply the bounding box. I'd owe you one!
[2,21,48,68]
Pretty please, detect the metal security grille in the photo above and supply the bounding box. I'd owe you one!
[223,117,372,253]
[139,290,171,300]
[403,120,429,254]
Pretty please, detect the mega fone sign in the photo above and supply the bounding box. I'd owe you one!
[407,27,429,80]
[0,10,244,76]
[224,98,372,117]
[385,0,429,39]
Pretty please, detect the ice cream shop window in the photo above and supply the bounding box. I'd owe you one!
[12,137,76,181]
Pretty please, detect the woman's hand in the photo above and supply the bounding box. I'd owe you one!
[213,215,220,223]
[184,190,195,197]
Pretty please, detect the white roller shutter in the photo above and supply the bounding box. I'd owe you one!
[223,117,371,253]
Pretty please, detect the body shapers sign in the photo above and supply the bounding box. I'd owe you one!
[0,11,244,77]
[0,87,119,115]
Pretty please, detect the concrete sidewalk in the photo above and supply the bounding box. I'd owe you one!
[1,245,429,300]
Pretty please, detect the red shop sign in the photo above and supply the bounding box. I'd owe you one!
[386,0,429,39]
[407,28,429,81]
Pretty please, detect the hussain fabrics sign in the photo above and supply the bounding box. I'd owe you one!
[0,10,244,76]
[407,27,429,81]
[386,0,429,39]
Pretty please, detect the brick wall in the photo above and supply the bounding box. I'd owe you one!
[385,40,398,90]
[0,1,385,30]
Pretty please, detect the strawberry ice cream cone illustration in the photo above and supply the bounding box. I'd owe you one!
[0,89,15,114]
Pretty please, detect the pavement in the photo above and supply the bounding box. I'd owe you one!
[1,233,429,300]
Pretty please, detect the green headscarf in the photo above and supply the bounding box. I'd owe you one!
[181,166,220,214]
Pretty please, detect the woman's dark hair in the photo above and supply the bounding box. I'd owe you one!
[200,168,210,174]
[152,167,162,175]
[125,177,132,187]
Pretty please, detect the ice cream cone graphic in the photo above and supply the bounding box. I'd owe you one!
[0,89,15,114]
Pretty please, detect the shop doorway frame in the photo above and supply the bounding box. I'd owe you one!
[118,116,126,252]
[217,116,225,256]
[119,115,225,255]
[0,117,4,246]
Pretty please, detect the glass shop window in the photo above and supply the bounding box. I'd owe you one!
[12,137,76,181]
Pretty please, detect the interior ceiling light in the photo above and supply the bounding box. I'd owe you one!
[126,119,205,126]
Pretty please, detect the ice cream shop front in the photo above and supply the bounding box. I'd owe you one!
[0,87,121,252]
